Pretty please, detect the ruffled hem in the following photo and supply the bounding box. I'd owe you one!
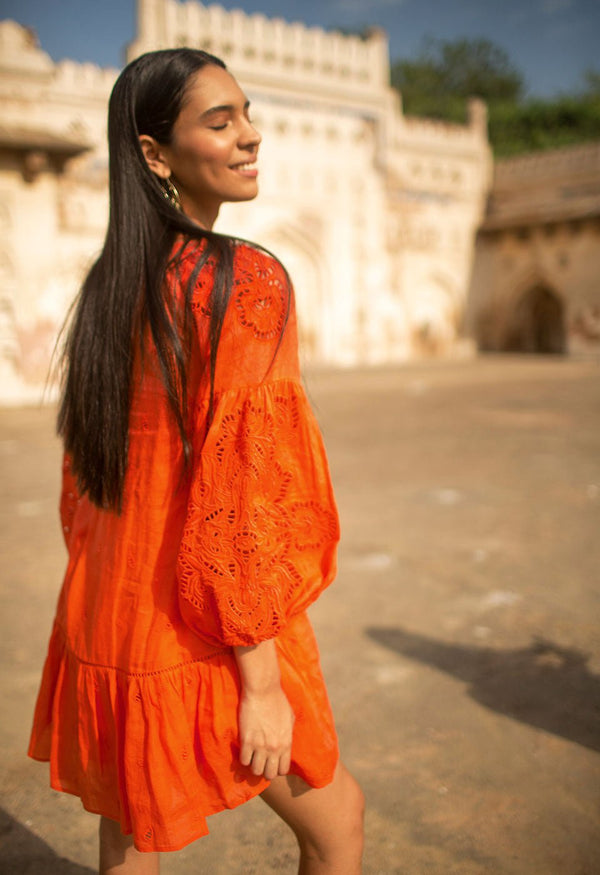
[28,614,338,852]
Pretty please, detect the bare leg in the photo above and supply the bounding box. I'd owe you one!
[260,760,364,874]
[99,816,160,875]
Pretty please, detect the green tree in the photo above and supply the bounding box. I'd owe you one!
[581,68,600,96]
[489,93,600,156]
[391,37,524,121]
[391,38,600,156]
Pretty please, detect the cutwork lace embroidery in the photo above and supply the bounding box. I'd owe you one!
[233,252,288,341]
[177,386,339,643]
[171,241,289,342]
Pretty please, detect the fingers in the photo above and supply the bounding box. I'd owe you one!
[242,744,292,779]
[249,750,267,777]
[239,742,254,768]
[237,687,294,779]
[278,750,291,776]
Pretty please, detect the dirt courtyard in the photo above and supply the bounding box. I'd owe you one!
[1,355,599,874]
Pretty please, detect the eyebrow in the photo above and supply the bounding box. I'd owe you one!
[201,100,251,119]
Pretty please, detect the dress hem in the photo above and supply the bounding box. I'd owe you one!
[28,749,339,853]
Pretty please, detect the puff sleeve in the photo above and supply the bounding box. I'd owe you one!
[176,245,340,647]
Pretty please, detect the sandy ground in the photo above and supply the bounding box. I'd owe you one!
[0,355,599,874]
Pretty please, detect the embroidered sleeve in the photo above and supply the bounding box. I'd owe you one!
[176,245,340,646]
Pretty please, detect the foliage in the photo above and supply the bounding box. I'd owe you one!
[581,68,600,96]
[391,38,600,156]
[489,93,600,157]
[391,36,524,117]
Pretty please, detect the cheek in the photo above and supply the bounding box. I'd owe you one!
[184,135,231,170]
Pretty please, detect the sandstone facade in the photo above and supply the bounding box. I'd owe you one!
[0,1,492,403]
[467,143,600,355]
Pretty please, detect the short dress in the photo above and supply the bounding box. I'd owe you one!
[28,239,341,853]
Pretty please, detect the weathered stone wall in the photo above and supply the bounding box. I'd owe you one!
[129,0,491,366]
[467,143,600,355]
[0,1,491,403]
[0,21,116,400]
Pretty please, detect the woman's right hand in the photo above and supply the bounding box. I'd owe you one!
[233,638,295,780]
[238,685,295,779]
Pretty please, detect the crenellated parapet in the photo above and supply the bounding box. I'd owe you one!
[0,21,116,158]
[386,98,492,207]
[397,100,489,152]
[129,0,389,102]
[53,60,118,96]
[0,20,117,94]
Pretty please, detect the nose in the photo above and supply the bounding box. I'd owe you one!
[240,116,261,149]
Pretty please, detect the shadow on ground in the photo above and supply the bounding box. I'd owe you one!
[0,808,95,875]
[367,627,600,752]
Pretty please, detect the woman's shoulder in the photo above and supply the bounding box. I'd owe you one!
[167,235,289,290]
[230,241,293,347]
[232,239,288,283]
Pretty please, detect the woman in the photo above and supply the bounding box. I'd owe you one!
[28,48,364,874]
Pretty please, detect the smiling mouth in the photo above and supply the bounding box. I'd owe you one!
[231,161,259,177]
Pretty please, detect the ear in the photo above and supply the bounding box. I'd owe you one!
[139,135,171,180]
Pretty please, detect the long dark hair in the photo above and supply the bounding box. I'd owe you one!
[58,49,243,512]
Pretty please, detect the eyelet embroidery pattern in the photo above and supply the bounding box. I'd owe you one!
[169,242,289,344]
[177,386,339,645]
[233,255,288,342]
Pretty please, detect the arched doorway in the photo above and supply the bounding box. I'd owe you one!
[503,285,566,354]
[260,217,328,362]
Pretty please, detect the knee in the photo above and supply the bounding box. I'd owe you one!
[342,772,365,848]
[300,769,365,862]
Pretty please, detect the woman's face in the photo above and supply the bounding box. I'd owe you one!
[145,65,262,229]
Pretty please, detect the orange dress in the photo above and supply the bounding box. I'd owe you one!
[28,240,340,852]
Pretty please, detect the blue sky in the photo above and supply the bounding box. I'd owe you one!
[0,0,597,97]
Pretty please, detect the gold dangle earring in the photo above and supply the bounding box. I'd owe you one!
[161,177,182,211]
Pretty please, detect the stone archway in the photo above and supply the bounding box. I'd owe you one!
[503,285,566,354]
[259,216,328,362]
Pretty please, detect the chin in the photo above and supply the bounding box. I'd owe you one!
[228,187,259,204]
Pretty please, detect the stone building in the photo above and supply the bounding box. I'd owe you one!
[0,21,116,401]
[0,0,492,403]
[467,142,600,355]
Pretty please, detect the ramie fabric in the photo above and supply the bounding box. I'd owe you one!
[28,239,340,852]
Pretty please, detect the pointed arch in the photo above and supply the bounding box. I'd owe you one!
[502,283,566,354]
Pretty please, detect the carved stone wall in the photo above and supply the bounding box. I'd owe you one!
[0,20,115,401]
[129,0,491,365]
[0,1,491,402]
[467,143,600,355]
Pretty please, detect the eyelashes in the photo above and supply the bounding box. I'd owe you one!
[208,117,255,132]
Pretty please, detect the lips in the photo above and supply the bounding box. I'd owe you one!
[230,160,258,178]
